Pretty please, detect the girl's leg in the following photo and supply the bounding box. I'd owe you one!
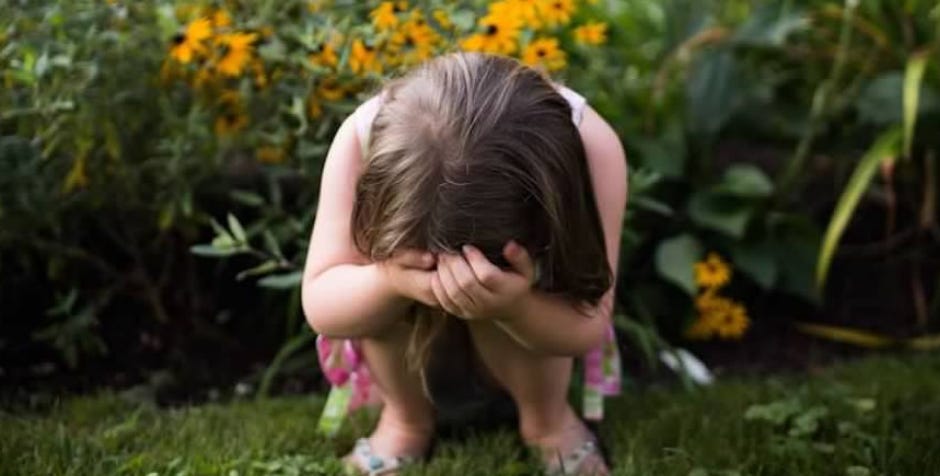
[357,317,435,459]
[466,320,608,475]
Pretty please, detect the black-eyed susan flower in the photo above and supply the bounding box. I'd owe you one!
[492,0,542,30]
[215,110,248,136]
[170,18,212,63]
[309,42,339,68]
[537,0,575,27]
[215,90,248,136]
[573,22,607,45]
[460,11,522,55]
[694,253,732,290]
[317,77,346,101]
[685,283,751,340]
[388,10,439,65]
[216,32,258,76]
[349,39,381,75]
[522,37,566,71]
[370,1,407,31]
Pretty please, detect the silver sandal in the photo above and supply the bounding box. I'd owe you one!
[544,440,607,476]
[344,438,419,476]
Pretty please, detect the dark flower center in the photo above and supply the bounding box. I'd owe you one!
[485,24,498,35]
[172,33,186,45]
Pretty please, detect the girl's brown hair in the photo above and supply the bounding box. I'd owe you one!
[351,52,611,371]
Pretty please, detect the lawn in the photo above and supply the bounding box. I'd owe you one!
[3,353,940,475]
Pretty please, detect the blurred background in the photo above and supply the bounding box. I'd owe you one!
[1,0,938,407]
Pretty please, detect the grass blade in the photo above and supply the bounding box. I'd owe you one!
[794,322,896,349]
[816,128,902,289]
[903,51,928,158]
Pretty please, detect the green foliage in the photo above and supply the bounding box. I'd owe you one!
[3,0,940,390]
[4,354,940,475]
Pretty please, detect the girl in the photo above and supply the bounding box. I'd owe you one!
[302,52,627,475]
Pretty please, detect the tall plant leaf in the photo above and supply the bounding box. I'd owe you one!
[903,51,929,158]
[816,128,902,289]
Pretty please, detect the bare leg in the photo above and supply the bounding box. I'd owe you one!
[356,314,435,462]
[467,320,608,475]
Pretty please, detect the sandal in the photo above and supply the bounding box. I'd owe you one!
[343,438,420,476]
[543,439,607,476]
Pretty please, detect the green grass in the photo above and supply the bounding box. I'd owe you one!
[4,353,940,475]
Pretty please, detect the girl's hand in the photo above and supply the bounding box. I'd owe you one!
[376,249,440,308]
[430,241,536,321]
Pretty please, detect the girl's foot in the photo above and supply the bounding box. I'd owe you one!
[522,408,609,476]
[344,409,433,475]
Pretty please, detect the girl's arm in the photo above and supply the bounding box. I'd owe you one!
[495,105,628,356]
[300,114,410,338]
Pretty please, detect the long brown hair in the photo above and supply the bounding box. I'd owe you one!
[351,52,611,370]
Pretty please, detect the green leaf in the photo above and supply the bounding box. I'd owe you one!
[236,261,281,281]
[730,240,778,289]
[774,238,820,303]
[655,234,704,296]
[686,50,740,138]
[903,51,929,158]
[816,128,902,289]
[230,190,265,207]
[258,271,303,289]
[732,4,809,47]
[190,244,243,258]
[227,213,247,243]
[856,72,940,125]
[688,191,755,238]
[633,122,686,178]
[715,164,774,198]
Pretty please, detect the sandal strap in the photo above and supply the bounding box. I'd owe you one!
[545,440,601,476]
[346,438,418,476]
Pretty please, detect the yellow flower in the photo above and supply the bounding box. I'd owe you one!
[256,146,286,164]
[573,22,607,45]
[170,18,212,63]
[521,37,566,71]
[538,0,575,27]
[460,11,522,55]
[685,293,751,340]
[209,8,232,28]
[309,42,339,68]
[317,77,346,101]
[387,10,439,65]
[214,111,248,136]
[492,0,542,30]
[370,1,407,31]
[349,39,382,75]
[216,32,257,76]
[694,253,732,289]
[215,90,248,136]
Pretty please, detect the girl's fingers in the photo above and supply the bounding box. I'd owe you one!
[436,254,475,313]
[391,248,436,270]
[502,240,536,284]
[404,269,439,308]
[461,245,504,291]
[430,272,460,315]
